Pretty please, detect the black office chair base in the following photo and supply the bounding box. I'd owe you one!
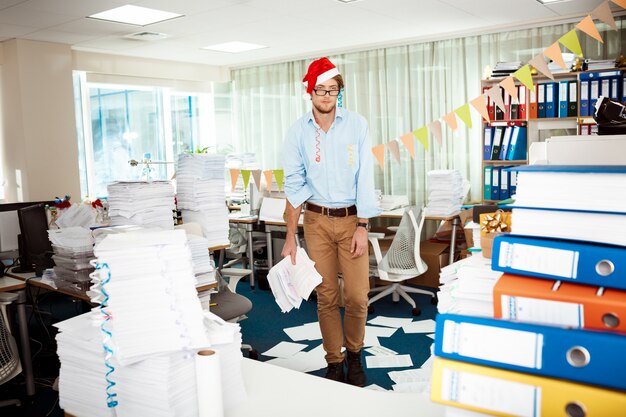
[248,349,259,360]
[411,307,421,316]
[367,305,374,314]
[431,295,438,305]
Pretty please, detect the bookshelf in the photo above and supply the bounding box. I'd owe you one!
[481,68,623,203]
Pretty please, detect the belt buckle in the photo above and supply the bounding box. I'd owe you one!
[325,206,332,218]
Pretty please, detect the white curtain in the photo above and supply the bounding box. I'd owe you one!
[232,19,625,204]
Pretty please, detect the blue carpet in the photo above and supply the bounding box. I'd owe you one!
[237,280,437,390]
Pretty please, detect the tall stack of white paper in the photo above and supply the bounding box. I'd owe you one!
[424,170,464,216]
[107,181,175,230]
[176,154,229,247]
[437,255,502,317]
[187,234,214,276]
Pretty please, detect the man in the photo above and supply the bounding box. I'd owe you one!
[281,57,380,386]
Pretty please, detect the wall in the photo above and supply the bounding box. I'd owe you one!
[0,40,230,203]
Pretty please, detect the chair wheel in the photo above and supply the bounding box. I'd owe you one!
[248,349,259,360]
[431,295,438,305]
[411,307,421,316]
[367,305,374,314]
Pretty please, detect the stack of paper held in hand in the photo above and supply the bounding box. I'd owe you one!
[424,170,464,217]
[176,153,229,247]
[267,248,322,313]
[107,181,176,230]
[91,229,209,364]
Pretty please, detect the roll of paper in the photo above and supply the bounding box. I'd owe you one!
[195,349,224,417]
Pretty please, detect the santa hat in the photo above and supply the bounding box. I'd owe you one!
[302,57,340,94]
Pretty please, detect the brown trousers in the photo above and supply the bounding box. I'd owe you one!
[303,209,370,364]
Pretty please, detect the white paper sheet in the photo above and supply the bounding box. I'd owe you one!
[402,319,436,334]
[262,341,308,358]
[367,316,415,328]
[365,354,413,369]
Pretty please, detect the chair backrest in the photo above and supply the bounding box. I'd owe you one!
[379,206,427,276]
[0,303,21,385]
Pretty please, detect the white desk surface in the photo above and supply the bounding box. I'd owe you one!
[0,276,26,291]
[228,358,445,417]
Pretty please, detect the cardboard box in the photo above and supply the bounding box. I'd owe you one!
[406,240,450,288]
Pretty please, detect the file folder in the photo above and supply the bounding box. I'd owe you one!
[483,166,492,201]
[499,127,512,161]
[528,83,538,119]
[491,234,626,290]
[610,76,620,101]
[558,81,568,118]
[495,88,504,120]
[601,78,610,103]
[494,273,626,333]
[506,126,526,160]
[490,127,503,160]
[518,84,527,119]
[580,79,590,116]
[544,82,556,118]
[483,126,493,160]
[484,86,495,121]
[622,76,626,103]
[567,80,577,117]
[504,89,511,120]
[491,167,501,200]
[500,169,509,199]
[537,83,546,118]
[509,170,517,196]
[431,357,626,417]
[589,79,600,114]
[435,313,626,390]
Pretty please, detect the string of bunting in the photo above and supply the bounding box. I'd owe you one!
[371,0,624,170]
[229,168,284,192]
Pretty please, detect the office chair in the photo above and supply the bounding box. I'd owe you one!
[0,292,22,409]
[368,206,436,316]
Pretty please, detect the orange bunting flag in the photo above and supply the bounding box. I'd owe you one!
[611,0,626,10]
[592,1,617,31]
[486,86,506,112]
[251,169,262,192]
[512,64,535,92]
[388,140,401,164]
[400,133,416,159]
[576,15,604,43]
[454,103,472,129]
[442,112,458,132]
[263,170,273,189]
[273,169,284,191]
[529,53,554,81]
[229,168,240,192]
[429,120,443,146]
[559,29,583,57]
[470,95,490,122]
[413,126,429,152]
[543,42,567,70]
[372,144,386,169]
[499,77,519,102]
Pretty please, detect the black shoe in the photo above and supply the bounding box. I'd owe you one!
[324,362,345,382]
[345,350,366,387]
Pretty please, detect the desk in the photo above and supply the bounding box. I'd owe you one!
[228,358,445,417]
[0,276,35,396]
[380,208,461,264]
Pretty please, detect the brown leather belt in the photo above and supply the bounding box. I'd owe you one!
[306,202,357,217]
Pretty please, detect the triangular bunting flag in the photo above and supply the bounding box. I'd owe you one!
[454,103,472,129]
[592,1,617,31]
[251,170,262,192]
[263,170,273,189]
[499,77,519,102]
[387,140,401,164]
[372,144,386,169]
[229,168,240,192]
[543,42,567,70]
[576,15,604,43]
[241,169,251,190]
[470,95,490,122]
[273,169,284,191]
[512,64,535,92]
[529,53,554,81]
[399,133,415,159]
[611,0,626,10]
[442,112,458,132]
[412,126,429,151]
[428,120,443,146]
[559,29,583,57]
[486,86,506,112]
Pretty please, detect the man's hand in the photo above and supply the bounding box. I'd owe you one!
[350,226,368,258]
[281,234,298,265]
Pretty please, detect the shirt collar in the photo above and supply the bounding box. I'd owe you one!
[307,107,345,127]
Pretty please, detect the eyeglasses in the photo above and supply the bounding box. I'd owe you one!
[313,89,340,96]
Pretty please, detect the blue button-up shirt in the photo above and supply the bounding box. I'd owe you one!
[283,107,381,219]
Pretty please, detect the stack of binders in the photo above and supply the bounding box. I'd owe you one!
[431,164,626,416]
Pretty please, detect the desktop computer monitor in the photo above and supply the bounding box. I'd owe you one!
[13,203,53,275]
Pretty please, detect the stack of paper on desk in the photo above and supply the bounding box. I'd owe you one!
[437,255,502,318]
[176,154,229,247]
[267,248,322,313]
[186,234,215,276]
[424,170,464,216]
[107,181,176,230]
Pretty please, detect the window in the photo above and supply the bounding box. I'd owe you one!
[73,73,233,198]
